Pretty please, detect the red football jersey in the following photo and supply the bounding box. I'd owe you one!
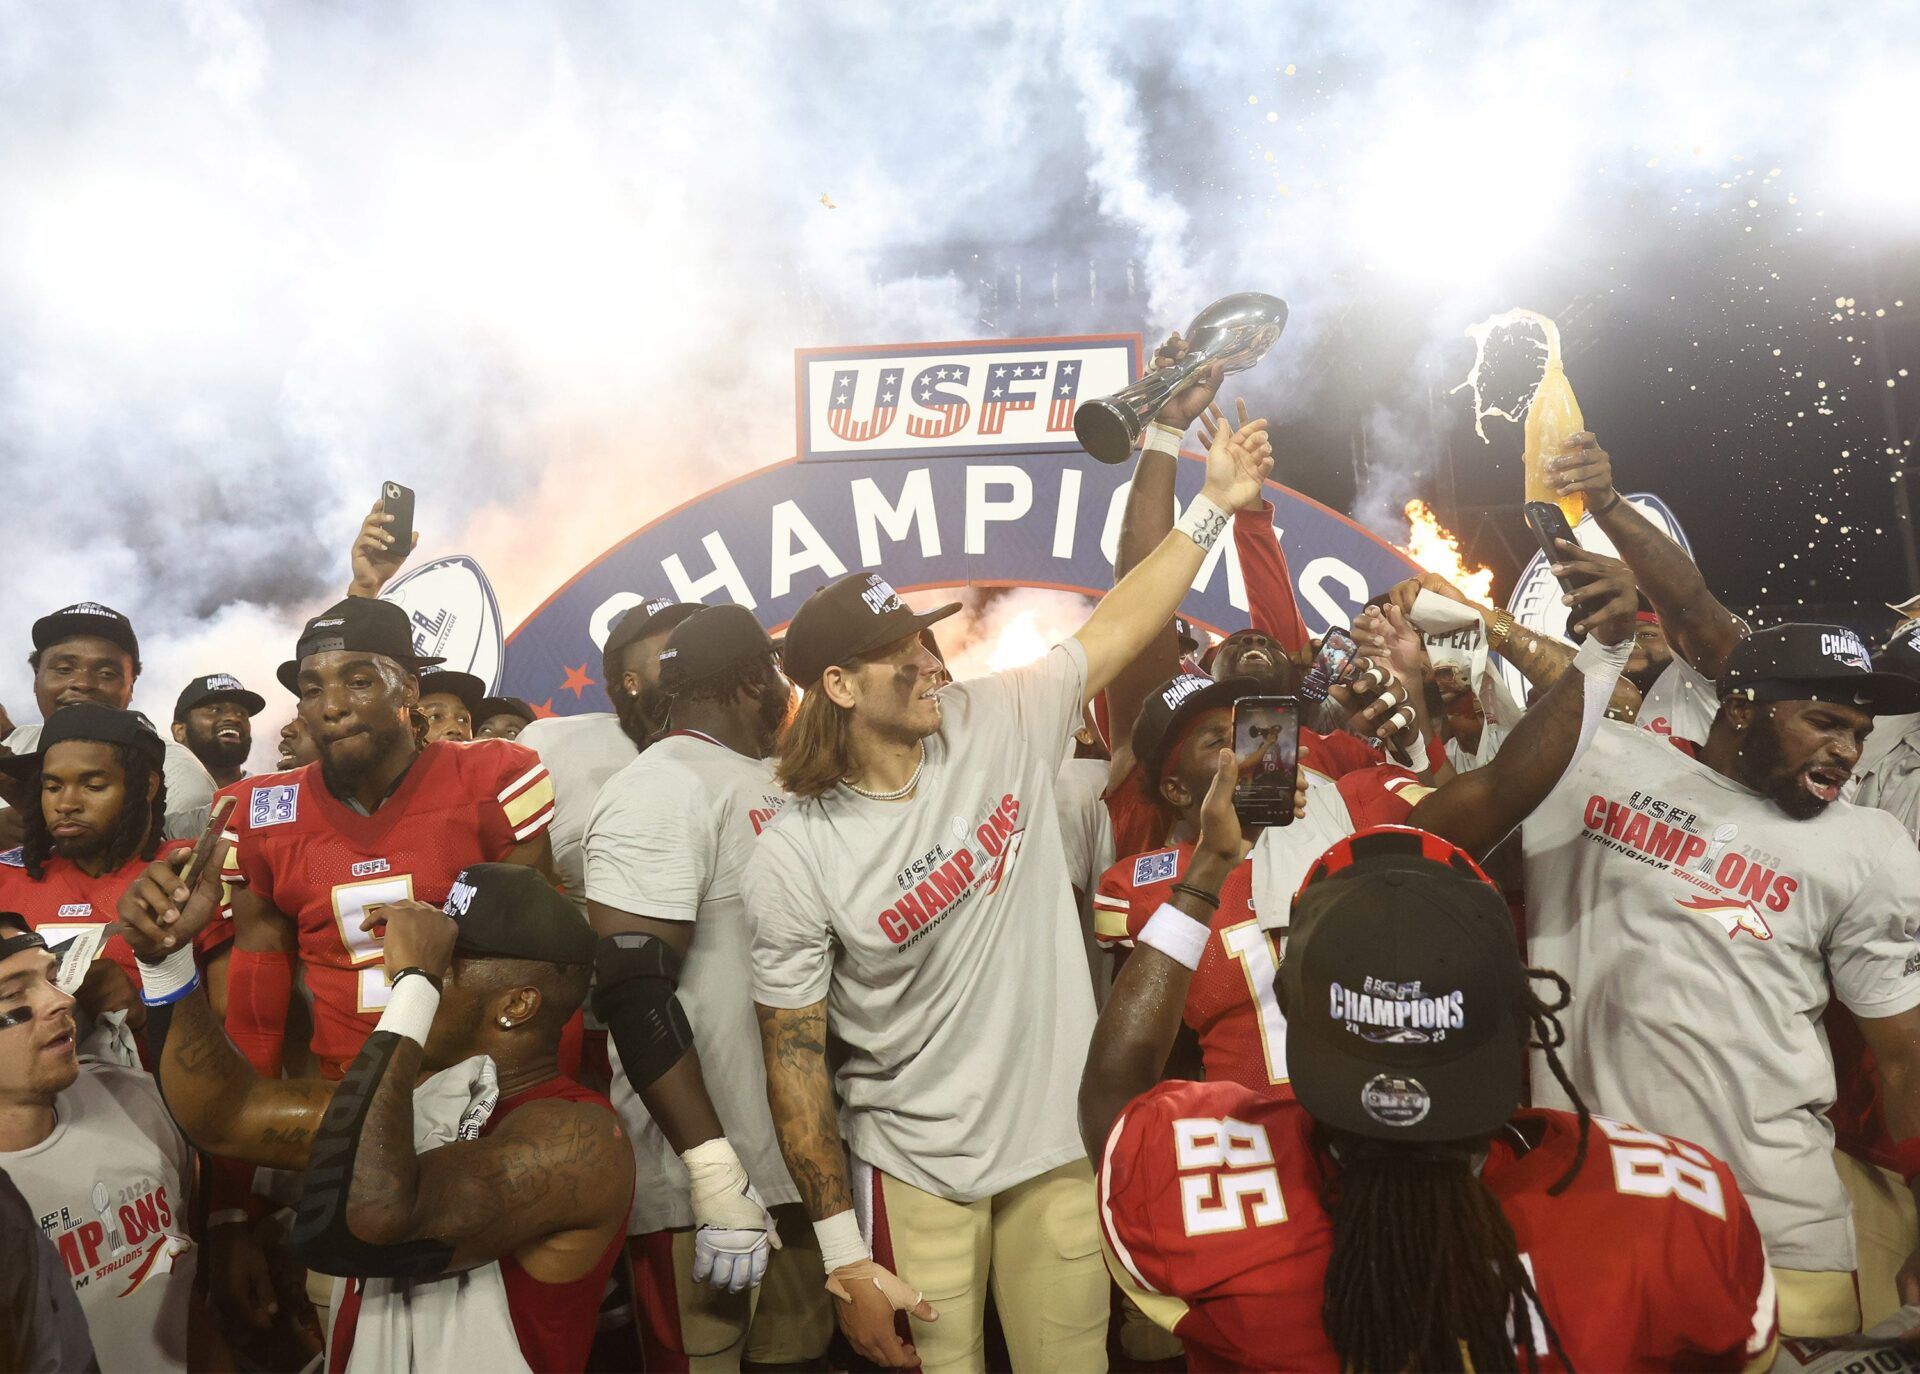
[0,840,233,980]
[1093,768,1429,1095]
[1104,727,1395,860]
[1098,1080,1776,1373]
[218,740,554,1075]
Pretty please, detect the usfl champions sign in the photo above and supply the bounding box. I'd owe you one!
[503,334,1420,716]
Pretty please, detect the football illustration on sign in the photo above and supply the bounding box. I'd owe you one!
[381,555,505,692]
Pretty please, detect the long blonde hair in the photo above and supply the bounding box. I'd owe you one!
[774,686,858,798]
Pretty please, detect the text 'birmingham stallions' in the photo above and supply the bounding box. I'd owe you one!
[877,793,1025,947]
[1580,792,1800,939]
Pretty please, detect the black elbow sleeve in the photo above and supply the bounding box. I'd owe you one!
[592,932,696,1093]
[290,1030,455,1280]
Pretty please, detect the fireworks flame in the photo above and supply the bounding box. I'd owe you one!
[986,608,1053,673]
[1400,499,1495,603]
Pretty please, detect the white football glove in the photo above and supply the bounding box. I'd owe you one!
[682,1137,780,1292]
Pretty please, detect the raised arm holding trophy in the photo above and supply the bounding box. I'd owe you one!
[1073,291,1289,463]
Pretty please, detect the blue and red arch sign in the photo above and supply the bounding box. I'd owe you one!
[503,334,1420,716]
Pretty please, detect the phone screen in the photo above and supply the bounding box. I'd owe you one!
[1298,628,1359,703]
[1232,695,1299,828]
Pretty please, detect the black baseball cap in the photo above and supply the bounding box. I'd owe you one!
[659,604,777,695]
[441,863,596,966]
[1131,673,1257,780]
[1717,623,1920,715]
[0,702,166,779]
[174,673,267,722]
[278,596,443,694]
[604,598,703,661]
[781,572,960,689]
[1278,826,1526,1144]
[1878,620,1920,684]
[32,602,139,663]
[417,670,486,717]
[476,695,535,724]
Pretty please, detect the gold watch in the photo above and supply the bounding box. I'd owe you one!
[1486,609,1516,652]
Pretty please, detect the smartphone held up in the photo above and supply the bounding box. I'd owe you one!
[1231,695,1299,829]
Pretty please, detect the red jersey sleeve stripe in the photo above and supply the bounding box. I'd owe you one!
[510,798,556,842]
[499,763,548,804]
[1097,1107,1161,1295]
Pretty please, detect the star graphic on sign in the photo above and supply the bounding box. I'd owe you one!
[993,366,1008,378]
[917,385,934,400]
[560,663,596,698]
[1058,383,1073,396]
[1061,362,1076,374]
[530,698,557,719]
[880,390,894,403]
[991,386,1004,397]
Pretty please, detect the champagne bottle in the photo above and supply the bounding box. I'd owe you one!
[1520,315,1585,525]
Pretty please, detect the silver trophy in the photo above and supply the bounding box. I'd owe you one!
[1074,292,1289,464]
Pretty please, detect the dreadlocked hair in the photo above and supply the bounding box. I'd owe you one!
[1319,967,1589,1374]
[673,655,778,710]
[21,743,167,881]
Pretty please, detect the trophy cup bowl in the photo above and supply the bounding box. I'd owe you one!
[1074,292,1289,464]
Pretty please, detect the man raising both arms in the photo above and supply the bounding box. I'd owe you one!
[747,408,1273,1372]
[119,858,634,1372]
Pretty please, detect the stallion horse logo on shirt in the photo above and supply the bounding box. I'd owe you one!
[1673,894,1775,941]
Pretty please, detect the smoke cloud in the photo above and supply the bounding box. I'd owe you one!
[2,1,1915,758]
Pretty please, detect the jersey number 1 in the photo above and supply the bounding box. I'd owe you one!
[1222,922,1290,1086]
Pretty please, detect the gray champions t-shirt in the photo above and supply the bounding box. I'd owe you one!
[1523,720,1920,1271]
[0,1063,196,1373]
[584,732,798,1232]
[746,640,1098,1203]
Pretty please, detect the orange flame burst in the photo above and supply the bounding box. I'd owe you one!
[1399,499,1495,602]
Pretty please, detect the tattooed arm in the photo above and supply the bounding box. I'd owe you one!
[342,1028,633,1276]
[157,984,334,1168]
[1408,589,1638,856]
[118,846,333,1168]
[756,1000,853,1220]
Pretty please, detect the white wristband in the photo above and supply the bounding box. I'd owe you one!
[374,975,440,1047]
[136,944,199,1006]
[813,1208,871,1274]
[1137,902,1209,970]
[1572,631,1635,682]
[1175,493,1230,552]
[1143,421,1183,456]
[1571,632,1636,762]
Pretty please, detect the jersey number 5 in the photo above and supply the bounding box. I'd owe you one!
[331,875,415,1013]
[1173,1117,1288,1236]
